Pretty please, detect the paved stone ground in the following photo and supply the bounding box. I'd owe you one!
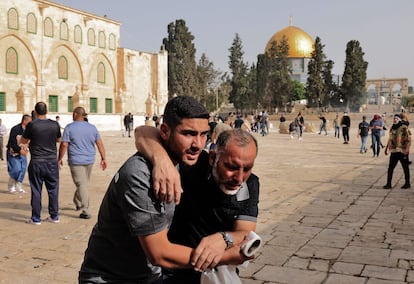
[0,124,413,284]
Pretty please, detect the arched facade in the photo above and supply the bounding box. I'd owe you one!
[0,0,168,116]
[366,78,408,105]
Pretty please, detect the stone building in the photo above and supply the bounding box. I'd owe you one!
[0,0,167,122]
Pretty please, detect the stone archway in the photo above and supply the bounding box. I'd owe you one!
[366,78,408,105]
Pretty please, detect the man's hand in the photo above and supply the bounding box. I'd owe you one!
[191,233,226,271]
[152,157,182,204]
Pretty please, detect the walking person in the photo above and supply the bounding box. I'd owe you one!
[295,113,304,140]
[0,118,7,160]
[20,102,62,225]
[357,115,369,154]
[369,114,385,158]
[383,114,411,189]
[333,114,340,139]
[123,112,132,137]
[341,112,351,144]
[318,114,327,135]
[6,114,32,193]
[58,107,107,219]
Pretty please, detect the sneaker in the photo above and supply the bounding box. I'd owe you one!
[401,184,411,189]
[45,216,60,223]
[9,188,17,194]
[383,184,392,189]
[27,218,41,225]
[79,213,91,219]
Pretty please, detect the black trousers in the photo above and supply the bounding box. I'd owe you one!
[386,152,410,185]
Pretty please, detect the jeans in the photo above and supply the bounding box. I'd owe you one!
[7,150,28,182]
[371,132,382,156]
[360,135,368,152]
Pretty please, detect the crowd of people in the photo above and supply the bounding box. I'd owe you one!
[1,98,413,282]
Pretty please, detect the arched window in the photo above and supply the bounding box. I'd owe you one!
[8,8,19,30]
[97,62,105,83]
[60,21,69,40]
[74,25,82,43]
[109,33,116,50]
[88,28,95,46]
[6,47,18,74]
[44,17,53,37]
[98,31,106,48]
[58,56,68,79]
[27,13,37,34]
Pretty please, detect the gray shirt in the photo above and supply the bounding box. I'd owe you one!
[79,153,175,283]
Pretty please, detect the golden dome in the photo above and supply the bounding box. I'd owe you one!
[265,24,314,58]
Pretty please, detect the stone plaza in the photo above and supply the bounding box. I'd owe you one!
[0,123,414,283]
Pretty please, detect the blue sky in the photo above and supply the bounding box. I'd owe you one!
[55,0,414,86]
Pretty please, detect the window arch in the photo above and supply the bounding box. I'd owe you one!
[97,62,105,83]
[8,8,19,30]
[44,17,53,37]
[60,21,69,40]
[98,31,106,48]
[58,56,68,79]
[109,33,116,50]
[6,47,18,74]
[88,28,95,46]
[74,25,82,43]
[27,13,37,34]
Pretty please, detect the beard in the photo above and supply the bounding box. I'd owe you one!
[212,160,240,196]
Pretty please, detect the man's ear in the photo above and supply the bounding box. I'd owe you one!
[209,150,216,167]
[159,123,170,140]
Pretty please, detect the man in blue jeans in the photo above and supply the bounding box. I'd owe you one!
[369,114,385,158]
[21,102,62,225]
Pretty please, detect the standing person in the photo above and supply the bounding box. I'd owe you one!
[58,107,107,220]
[295,113,304,140]
[383,114,411,189]
[0,118,7,160]
[6,114,32,193]
[20,102,62,225]
[233,114,244,129]
[341,112,351,144]
[333,114,341,139]
[357,115,369,154]
[369,114,385,158]
[123,112,131,137]
[79,96,248,284]
[318,114,327,135]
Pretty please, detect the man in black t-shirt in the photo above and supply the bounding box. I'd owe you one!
[21,102,62,224]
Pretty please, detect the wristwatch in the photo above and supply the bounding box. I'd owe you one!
[220,231,234,249]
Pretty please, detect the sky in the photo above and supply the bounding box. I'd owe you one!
[55,0,414,87]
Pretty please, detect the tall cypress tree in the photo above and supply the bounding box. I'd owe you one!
[228,33,249,111]
[305,36,325,109]
[163,19,198,98]
[340,40,368,111]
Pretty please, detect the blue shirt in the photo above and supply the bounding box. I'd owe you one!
[62,121,100,165]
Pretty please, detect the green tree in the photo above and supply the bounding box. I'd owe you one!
[163,19,198,98]
[228,33,249,111]
[305,37,325,109]
[260,36,292,110]
[291,79,305,101]
[322,59,338,108]
[340,40,368,111]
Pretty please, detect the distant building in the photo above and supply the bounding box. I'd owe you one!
[0,0,167,116]
[265,17,314,84]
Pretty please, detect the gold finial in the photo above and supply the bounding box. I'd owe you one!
[289,16,293,26]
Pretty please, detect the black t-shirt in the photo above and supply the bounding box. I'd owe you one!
[23,119,61,160]
[164,151,259,282]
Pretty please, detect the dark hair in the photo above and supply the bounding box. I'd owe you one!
[34,102,47,115]
[215,128,258,156]
[162,96,209,129]
[21,114,31,123]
